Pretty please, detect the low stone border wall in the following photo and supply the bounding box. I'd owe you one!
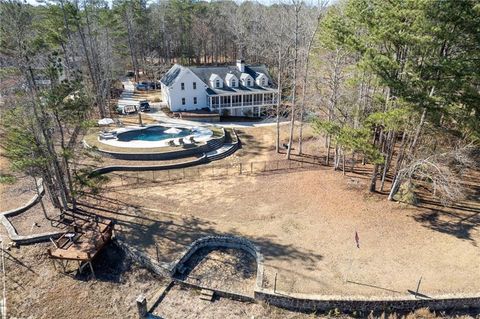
[170,235,264,290]
[115,238,172,277]
[175,279,255,303]
[0,179,64,244]
[89,154,208,176]
[122,234,480,313]
[254,288,480,312]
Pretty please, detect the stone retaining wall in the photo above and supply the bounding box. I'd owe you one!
[175,279,255,303]
[115,238,172,277]
[254,288,480,312]
[170,235,264,290]
[121,234,480,313]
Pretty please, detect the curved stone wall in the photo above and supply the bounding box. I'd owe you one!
[118,234,480,313]
[170,235,264,290]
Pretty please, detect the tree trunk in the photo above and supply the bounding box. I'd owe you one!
[286,3,301,160]
[297,9,323,154]
[369,164,378,192]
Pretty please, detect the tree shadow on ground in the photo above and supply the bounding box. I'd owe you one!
[75,242,132,283]
[235,130,272,157]
[174,247,257,295]
[76,192,324,272]
[412,172,480,246]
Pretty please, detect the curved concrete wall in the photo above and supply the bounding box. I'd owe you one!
[0,179,63,244]
[89,154,208,175]
[84,128,225,161]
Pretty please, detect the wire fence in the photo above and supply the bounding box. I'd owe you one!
[106,158,323,188]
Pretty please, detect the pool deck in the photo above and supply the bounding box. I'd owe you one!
[98,124,213,149]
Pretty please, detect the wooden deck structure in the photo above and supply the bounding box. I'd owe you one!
[47,218,114,278]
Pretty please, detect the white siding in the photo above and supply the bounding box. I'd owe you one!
[164,69,208,112]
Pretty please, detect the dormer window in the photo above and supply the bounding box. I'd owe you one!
[210,73,223,89]
[256,73,268,87]
[240,73,254,87]
[225,73,238,88]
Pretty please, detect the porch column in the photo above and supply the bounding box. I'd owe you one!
[241,94,243,107]
[262,93,265,106]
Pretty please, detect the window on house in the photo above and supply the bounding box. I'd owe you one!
[216,80,220,88]
[182,98,186,105]
[181,83,185,90]
[194,97,197,104]
[261,79,266,86]
[193,82,196,89]
[232,80,236,87]
[247,79,251,87]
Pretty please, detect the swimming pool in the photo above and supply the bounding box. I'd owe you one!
[116,126,191,142]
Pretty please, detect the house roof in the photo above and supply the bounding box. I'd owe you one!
[190,64,276,96]
[160,63,277,95]
[160,64,182,87]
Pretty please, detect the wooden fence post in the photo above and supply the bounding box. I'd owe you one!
[239,163,242,175]
[251,162,253,174]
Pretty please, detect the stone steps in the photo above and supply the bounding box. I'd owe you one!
[199,289,214,301]
[206,143,239,162]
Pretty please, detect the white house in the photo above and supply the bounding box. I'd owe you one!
[160,60,279,117]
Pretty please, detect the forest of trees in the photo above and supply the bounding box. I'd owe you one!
[0,0,479,214]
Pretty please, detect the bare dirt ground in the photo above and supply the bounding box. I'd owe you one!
[8,195,63,235]
[176,247,257,296]
[1,124,480,318]
[98,166,480,297]
[86,124,480,298]
[154,284,332,319]
[5,242,167,319]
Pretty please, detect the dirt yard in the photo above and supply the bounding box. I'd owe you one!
[95,163,480,297]
[5,242,168,319]
[154,284,334,319]
[177,247,257,296]
[1,123,480,317]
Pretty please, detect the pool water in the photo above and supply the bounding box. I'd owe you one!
[116,126,192,142]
